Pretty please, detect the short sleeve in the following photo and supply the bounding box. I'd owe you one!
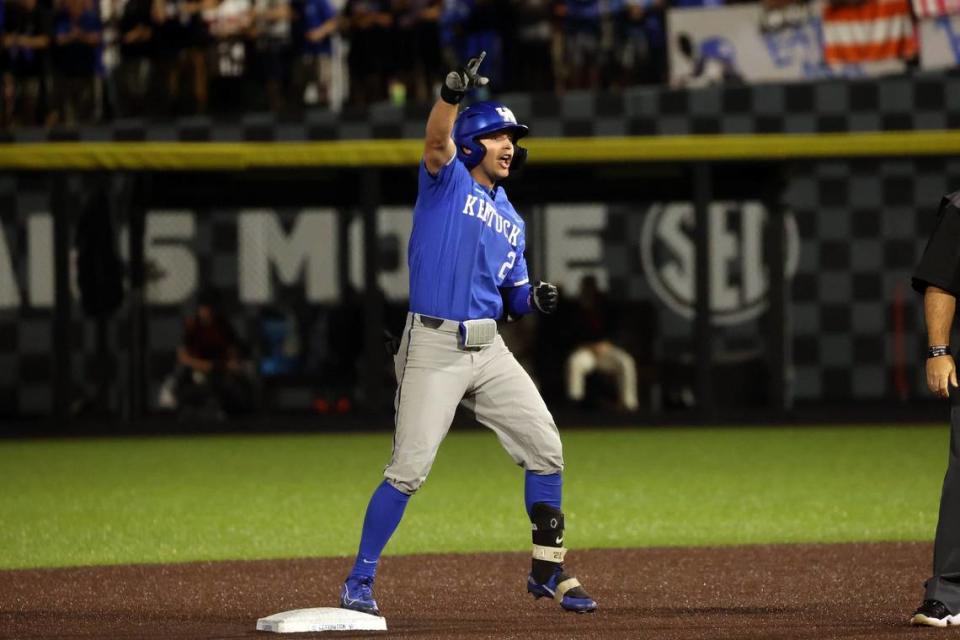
[913,193,960,296]
[417,152,461,200]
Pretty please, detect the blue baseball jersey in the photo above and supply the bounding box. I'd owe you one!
[408,155,529,322]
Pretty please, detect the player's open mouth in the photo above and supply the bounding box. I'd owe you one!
[498,154,512,169]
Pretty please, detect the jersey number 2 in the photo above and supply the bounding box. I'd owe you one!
[498,251,517,281]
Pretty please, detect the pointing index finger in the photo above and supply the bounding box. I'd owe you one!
[469,51,487,73]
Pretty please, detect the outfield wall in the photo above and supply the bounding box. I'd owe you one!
[0,73,958,420]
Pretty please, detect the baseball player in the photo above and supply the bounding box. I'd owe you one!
[911,191,960,627]
[337,52,597,617]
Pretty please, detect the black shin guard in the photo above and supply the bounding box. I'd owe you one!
[530,502,564,583]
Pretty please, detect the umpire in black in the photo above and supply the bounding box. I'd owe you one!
[912,191,960,627]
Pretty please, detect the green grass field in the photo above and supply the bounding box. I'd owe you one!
[0,425,948,570]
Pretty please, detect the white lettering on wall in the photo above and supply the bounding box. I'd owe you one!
[0,222,20,309]
[238,209,337,304]
[27,214,54,307]
[641,201,800,324]
[145,211,197,305]
[544,204,608,293]
[348,207,413,301]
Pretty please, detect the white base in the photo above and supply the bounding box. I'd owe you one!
[256,607,387,633]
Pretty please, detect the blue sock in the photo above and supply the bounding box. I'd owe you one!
[524,470,562,518]
[349,480,411,580]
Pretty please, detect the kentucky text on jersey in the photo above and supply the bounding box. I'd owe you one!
[461,192,522,247]
[408,157,530,322]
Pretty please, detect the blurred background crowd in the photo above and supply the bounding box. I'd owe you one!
[0,0,721,128]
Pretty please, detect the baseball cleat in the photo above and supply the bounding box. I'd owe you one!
[527,568,597,613]
[911,599,960,627]
[339,575,381,617]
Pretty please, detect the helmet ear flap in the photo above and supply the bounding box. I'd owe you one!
[460,139,486,169]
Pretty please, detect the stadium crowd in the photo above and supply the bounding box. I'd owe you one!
[0,0,690,128]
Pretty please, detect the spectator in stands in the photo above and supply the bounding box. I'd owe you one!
[162,289,255,420]
[97,0,120,120]
[207,0,253,114]
[291,0,337,109]
[389,0,416,105]
[410,0,441,103]
[456,0,503,90]
[506,0,554,93]
[177,0,210,114]
[51,0,102,126]
[252,0,292,112]
[564,274,639,411]
[115,0,155,116]
[150,0,209,116]
[150,0,183,115]
[342,0,392,108]
[641,0,667,84]
[438,0,467,71]
[6,0,52,127]
[561,0,601,90]
[618,0,667,86]
[391,0,442,105]
[0,0,718,127]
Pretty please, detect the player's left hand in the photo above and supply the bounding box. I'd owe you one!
[532,281,559,315]
[441,51,489,104]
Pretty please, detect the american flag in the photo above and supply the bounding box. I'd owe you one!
[821,0,918,64]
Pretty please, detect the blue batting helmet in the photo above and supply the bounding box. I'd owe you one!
[453,101,529,169]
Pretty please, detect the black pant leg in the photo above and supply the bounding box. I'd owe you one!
[925,399,960,610]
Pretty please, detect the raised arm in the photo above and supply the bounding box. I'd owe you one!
[423,100,457,175]
[423,51,488,176]
[925,285,958,398]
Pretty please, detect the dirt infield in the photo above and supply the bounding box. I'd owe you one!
[0,542,942,639]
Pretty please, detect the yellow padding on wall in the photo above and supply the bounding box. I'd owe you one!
[0,130,957,170]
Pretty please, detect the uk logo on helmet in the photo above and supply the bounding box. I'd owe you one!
[495,107,517,124]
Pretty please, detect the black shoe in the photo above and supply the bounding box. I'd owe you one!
[911,599,960,627]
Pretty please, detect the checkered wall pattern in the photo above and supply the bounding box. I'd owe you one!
[4,73,957,144]
[1,72,958,415]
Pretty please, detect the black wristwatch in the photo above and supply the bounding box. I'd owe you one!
[928,345,951,358]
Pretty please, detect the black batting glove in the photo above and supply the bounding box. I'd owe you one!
[531,280,559,315]
[440,51,489,105]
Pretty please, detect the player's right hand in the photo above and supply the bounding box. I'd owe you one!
[927,354,958,399]
[441,51,489,104]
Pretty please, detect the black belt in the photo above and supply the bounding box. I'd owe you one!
[420,315,445,329]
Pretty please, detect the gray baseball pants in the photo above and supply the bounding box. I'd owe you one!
[925,397,960,610]
[384,312,564,495]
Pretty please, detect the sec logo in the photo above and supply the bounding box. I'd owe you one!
[640,201,800,325]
